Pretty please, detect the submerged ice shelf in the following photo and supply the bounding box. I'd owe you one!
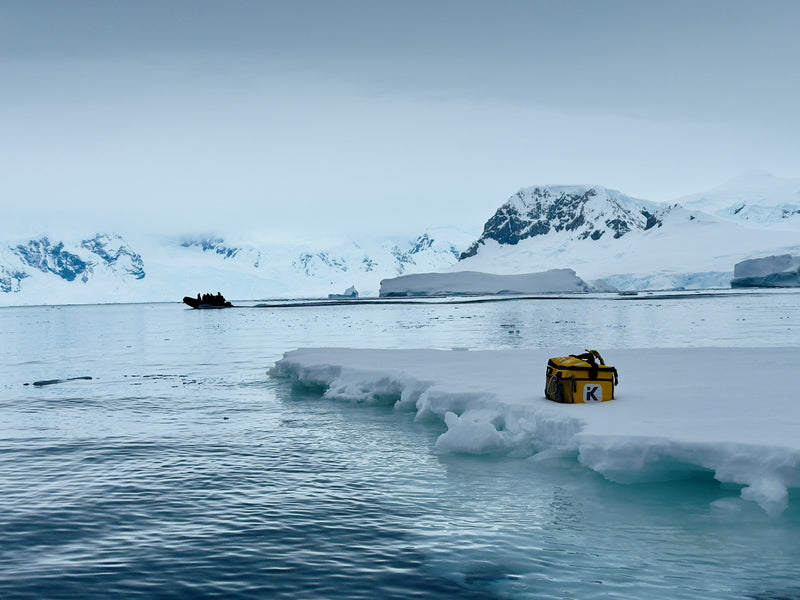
[271,347,800,516]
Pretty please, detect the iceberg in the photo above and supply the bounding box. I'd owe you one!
[272,347,800,516]
[731,254,800,288]
[328,285,359,299]
[379,269,589,297]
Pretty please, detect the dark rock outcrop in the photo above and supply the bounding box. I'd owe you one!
[460,186,668,260]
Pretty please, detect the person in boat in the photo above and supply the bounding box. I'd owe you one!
[183,291,232,308]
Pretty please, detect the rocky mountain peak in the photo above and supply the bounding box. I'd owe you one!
[81,233,145,280]
[15,237,89,282]
[459,185,666,259]
[4,233,145,293]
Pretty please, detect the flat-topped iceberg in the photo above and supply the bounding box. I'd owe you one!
[731,254,800,288]
[272,347,800,516]
[379,269,589,297]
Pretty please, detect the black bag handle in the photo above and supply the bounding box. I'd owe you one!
[568,350,617,384]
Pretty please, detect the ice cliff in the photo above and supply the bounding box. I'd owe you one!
[731,255,800,288]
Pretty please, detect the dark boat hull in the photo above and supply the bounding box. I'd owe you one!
[183,296,232,309]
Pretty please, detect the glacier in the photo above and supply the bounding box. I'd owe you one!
[272,347,800,516]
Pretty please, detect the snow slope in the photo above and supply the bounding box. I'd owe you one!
[676,172,800,229]
[272,347,800,516]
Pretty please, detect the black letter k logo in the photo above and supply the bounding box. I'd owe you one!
[585,386,600,402]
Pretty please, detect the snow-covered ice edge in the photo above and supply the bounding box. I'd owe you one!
[271,347,800,516]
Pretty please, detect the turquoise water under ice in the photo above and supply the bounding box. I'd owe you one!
[1,291,799,599]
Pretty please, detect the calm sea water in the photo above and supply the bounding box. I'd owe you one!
[2,291,800,599]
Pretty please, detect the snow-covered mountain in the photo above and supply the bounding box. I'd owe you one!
[459,186,670,259]
[0,229,473,306]
[1,234,145,295]
[455,178,800,290]
[676,172,800,229]
[3,173,800,304]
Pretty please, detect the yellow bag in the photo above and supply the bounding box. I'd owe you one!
[544,350,618,403]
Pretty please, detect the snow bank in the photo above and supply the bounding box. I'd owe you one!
[271,347,800,516]
[379,269,589,297]
[731,254,800,288]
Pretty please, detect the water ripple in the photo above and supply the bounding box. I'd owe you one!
[2,300,800,598]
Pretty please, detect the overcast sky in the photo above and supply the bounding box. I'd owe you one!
[1,0,798,240]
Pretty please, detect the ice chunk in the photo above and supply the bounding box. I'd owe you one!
[271,347,800,515]
[328,285,359,299]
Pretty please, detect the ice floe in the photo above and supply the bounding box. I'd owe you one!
[271,347,800,516]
